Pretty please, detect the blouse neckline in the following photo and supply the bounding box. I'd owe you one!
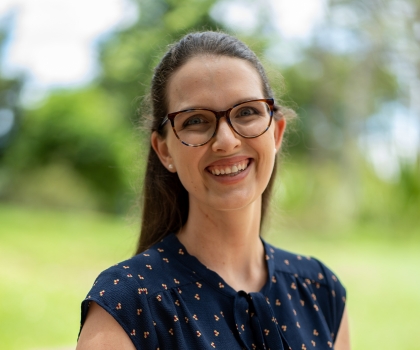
[162,233,275,297]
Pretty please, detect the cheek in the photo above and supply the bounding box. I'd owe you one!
[170,147,206,186]
[175,165,205,199]
[252,136,276,177]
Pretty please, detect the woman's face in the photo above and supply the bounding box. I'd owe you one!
[152,55,285,213]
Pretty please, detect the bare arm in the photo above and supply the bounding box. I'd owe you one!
[76,302,136,350]
[334,307,351,350]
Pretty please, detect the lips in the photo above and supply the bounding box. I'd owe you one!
[206,159,250,176]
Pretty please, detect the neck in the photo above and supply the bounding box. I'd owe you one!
[177,198,267,293]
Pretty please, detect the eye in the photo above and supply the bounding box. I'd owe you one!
[174,110,215,133]
[183,115,208,126]
[237,107,258,116]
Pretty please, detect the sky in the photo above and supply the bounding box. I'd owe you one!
[0,0,327,145]
[0,0,325,93]
[0,0,137,97]
[0,0,418,176]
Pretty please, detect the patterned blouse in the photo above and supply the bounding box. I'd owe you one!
[80,233,346,349]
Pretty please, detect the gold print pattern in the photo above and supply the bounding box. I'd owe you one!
[82,236,346,349]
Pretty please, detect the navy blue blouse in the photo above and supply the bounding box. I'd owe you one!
[80,234,346,349]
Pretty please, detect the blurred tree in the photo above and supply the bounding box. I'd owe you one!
[97,0,224,126]
[0,15,24,156]
[2,0,418,226]
[0,0,227,212]
[277,0,409,160]
[1,88,137,212]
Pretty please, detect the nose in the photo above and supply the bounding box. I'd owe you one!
[211,117,241,152]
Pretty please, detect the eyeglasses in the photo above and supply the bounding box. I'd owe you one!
[159,98,275,147]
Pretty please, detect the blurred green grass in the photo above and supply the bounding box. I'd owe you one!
[1,204,419,349]
[0,204,138,350]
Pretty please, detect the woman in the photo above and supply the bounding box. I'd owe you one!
[77,31,350,350]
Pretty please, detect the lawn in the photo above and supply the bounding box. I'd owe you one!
[0,204,419,349]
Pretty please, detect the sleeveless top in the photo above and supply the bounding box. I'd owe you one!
[80,233,346,349]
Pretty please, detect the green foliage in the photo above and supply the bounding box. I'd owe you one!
[1,0,418,228]
[98,0,223,123]
[0,18,24,153]
[1,0,227,212]
[280,51,399,156]
[1,2,419,348]
[2,88,139,212]
[271,156,420,230]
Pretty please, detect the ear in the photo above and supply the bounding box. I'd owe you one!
[273,117,286,151]
[151,131,177,172]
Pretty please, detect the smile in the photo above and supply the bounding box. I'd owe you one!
[207,160,250,176]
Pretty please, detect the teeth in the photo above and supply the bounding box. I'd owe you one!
[209,161,249,176]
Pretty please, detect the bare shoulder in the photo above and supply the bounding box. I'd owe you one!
[77,302,136,350]
[335,307,351,350]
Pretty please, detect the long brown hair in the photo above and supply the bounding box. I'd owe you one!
[136,31,292,254]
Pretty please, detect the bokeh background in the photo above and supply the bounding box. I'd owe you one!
[0,0,419,349]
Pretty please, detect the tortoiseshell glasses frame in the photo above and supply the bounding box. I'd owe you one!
[158,98,275,147]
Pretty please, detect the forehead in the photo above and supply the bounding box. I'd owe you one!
[166,55,264,112]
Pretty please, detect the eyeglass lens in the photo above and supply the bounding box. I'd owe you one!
[172,100,272,146]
